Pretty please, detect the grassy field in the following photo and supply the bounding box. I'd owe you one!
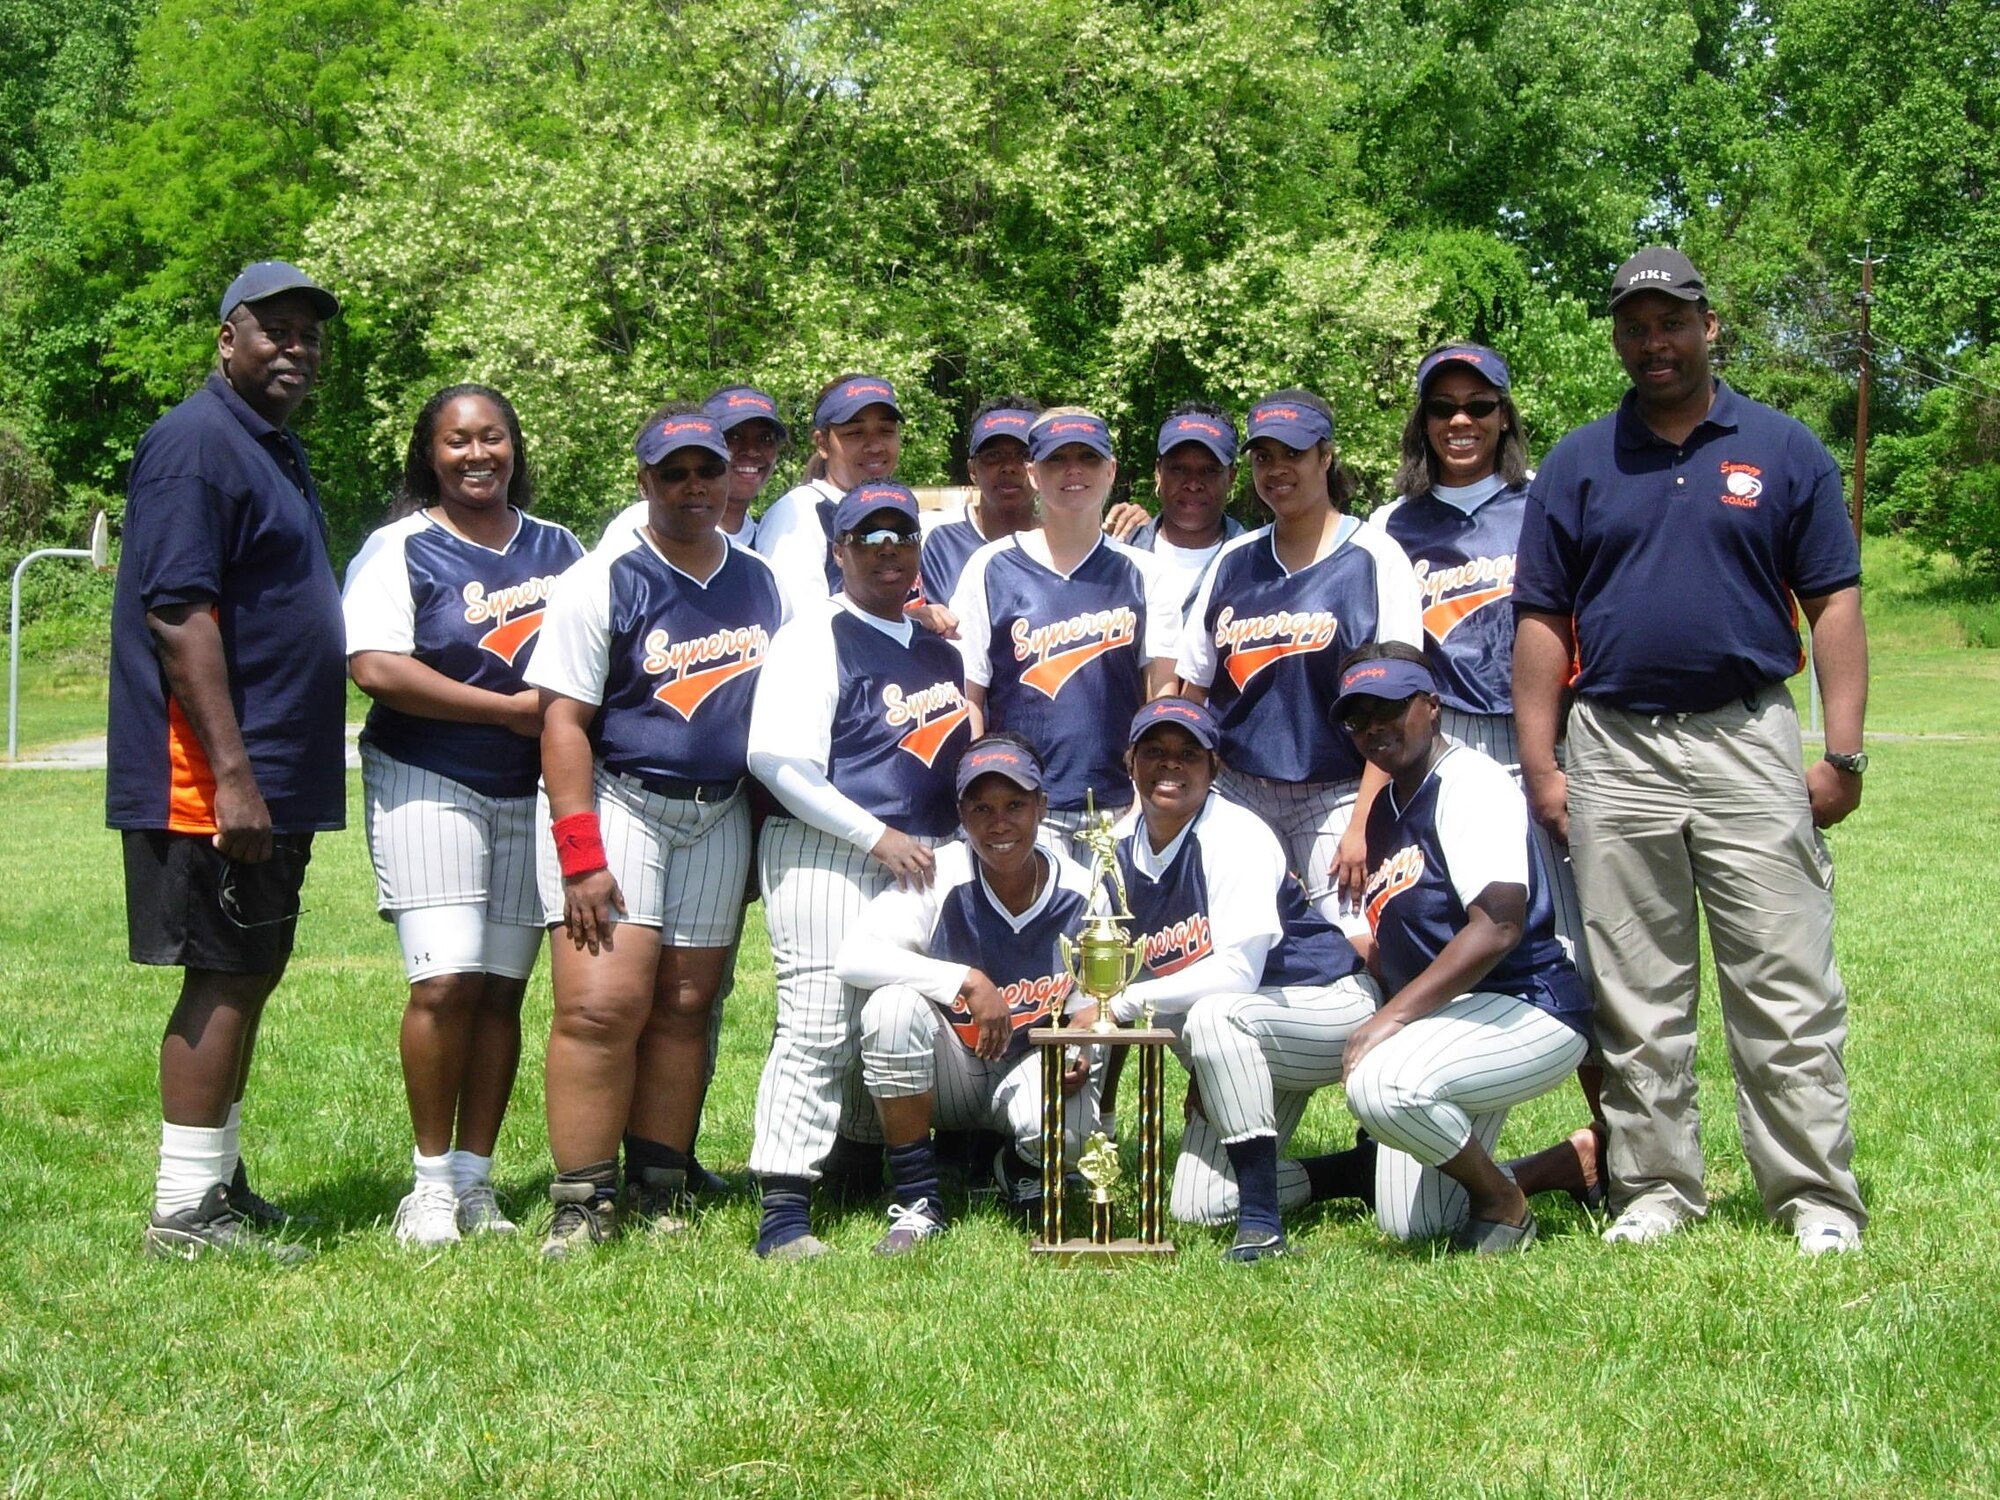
[3,544,1998,1497]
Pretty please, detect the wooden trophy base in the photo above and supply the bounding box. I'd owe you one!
[1030,1238,1177,1266]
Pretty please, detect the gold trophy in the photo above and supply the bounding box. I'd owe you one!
[1029,793,1175,1262]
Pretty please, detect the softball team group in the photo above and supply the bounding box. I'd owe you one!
[342,352,1604,1263]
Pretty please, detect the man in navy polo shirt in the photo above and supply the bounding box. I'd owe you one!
[1512,246,1870,1256]
[109,260,349,1262]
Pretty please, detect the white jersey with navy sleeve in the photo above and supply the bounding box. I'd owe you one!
[342,509,583,798]
[753,477,843,601]
[1370,484,1525,717]
[1178,520,1422,783]
[1108,793,1365,1023]
[526,533,788,787]
[1361,744,1590,1033]
[835,840,1094,1062]
[949,532,1181,812]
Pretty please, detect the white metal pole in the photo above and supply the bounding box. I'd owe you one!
[7,514,111,762]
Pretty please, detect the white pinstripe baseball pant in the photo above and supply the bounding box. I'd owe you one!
[859,983,1095,1163]
[1214,768,1366,937]
[748,818,921,1179]
[1168,975,1380,1225]
[1437,707,1591,980]
[1346,990,1588,1240]
[534,767,751,945]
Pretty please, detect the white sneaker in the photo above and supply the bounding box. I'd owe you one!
[1602,1208,1682,1246]
[456,1181,517,1236]
[1796,1220,1861,1256]
[392,1183,462,1248]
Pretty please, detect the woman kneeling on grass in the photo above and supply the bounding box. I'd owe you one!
[834,733,1099,1252]
[1337,643,1592,1253]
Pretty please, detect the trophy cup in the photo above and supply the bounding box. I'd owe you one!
[1029,793,1175,1262]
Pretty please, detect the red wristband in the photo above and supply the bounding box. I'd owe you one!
[552,811,608,878]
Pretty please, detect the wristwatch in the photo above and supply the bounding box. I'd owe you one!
[1824,750,1869,775]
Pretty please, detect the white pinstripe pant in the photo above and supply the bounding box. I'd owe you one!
[362,745,542,924]
[1214,768,1366,937]
[748,818,911,1179]
[1168,975,1380,1226]
[859,984,1094,1163]
[1346,991,1588,1240]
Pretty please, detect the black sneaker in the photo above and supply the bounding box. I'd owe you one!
[1223,1227,1289,1264]
[145,1182,312,1265]
[228,1160,313,1228]
[623,1166,692,1236]
[541,1181,618,1260]
[992,1147,1044,1219]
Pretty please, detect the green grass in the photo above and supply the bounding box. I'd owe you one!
[3,744,1999,1496]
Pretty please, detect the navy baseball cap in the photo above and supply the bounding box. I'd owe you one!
[636,412,731,467]
[220,260,340,322]
[969,407,1036,453]
[1609,247,1707,310]
[814,376,902,429]
[1156,412,1238,466]
[1416,344,1512,396]
[1127,696,1221,750]
[1028,411,1114,462]
[955,741,1045,799]
[1331,656,1437,721]
[703,385,789,440]
[832,481,921,537]
[1244,396,1332,450]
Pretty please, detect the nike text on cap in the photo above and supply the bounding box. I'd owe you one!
[1609,247,1707,310]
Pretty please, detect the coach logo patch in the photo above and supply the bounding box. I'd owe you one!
[885,680,972,766]
[1010,607,1139,699]
[463,576,558,665]
[1140,912,1213,975]
[643,624,771,719]
[1719,461,1763,508]
[1414,556,1515,643]
[1363,844,1426,932]
[1214,606,1337,689]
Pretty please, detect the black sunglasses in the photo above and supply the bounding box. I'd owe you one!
[1424,397,1503,421]
[1340,693,1422,732]
[654,458,730,484]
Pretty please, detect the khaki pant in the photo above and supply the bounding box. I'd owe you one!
[1566,693,1864,1231]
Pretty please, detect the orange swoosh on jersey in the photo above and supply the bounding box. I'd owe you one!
[1422,585,1513,645]
[478,609,546,666]
[1225,637,1329,690]
[1019,636,1127,699]
[653,656,763,720]
[1363,846,1426,932]
[897,703,973,767]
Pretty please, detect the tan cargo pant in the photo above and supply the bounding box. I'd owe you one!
[1565,692,1864,1231]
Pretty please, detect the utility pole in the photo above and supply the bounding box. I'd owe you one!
[1849,242,1878,543]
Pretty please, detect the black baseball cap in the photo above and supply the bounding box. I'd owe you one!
[1608,247,1707,311]
[219,260,340,322]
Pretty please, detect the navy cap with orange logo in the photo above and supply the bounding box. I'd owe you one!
[832,481,922,537]
[1330,656,1437,721]
[1028,411,1114,463]
[1415,344,1512,396]
[1127,696,1221,750]
[703,385,789,441]
[636,413,731,467]
[970,407,1036,454]
[1157,412,1238,466]
[1244,397,1332,451]
[814,376,903,429]
[954,741,1045,799]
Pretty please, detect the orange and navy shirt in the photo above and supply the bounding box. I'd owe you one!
[107,374,346,835]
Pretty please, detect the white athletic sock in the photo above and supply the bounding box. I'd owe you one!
[156,1123,232,1217]
[450,1150,493,1196]
[413,1148,455,1197]
[221,1101,244,1182]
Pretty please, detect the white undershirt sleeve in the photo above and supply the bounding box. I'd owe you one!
[521,551,614,706]
[833,870,971,1004]
[1126,542,1184,665]
[1174,547,1224,688]
[947,546,997,687]
[340,525,418,656]
[1433,753,1531,909]
[746,604,887,851]
[1357,524,1424,647]
[1113,807,1281,1020]
[754,483,839,604]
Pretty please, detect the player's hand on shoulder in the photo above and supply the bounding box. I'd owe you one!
[211,771,275,864]
[907,601,959,639]
[959,969,1011,1060]
[562,869,626,954]
[1522,766,1570,845]
[1102,502,1148,543]
[870,827,936,891]
[1805,758,1863,828]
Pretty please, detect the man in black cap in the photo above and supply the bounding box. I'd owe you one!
[1511,246,1871,1255]
[109,260,348,1261]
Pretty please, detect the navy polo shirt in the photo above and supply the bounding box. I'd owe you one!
[107,374,348,834]
[1513,382,1860,714]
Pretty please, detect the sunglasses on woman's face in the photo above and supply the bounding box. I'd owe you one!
[842,527,920,548]
[1424,397,1502,421]
[654,458,730,484]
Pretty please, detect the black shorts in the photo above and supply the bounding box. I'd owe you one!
[122,830,315,974]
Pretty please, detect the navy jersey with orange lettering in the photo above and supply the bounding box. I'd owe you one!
[343,510,583,798]
[824,610,972,837]
[1362,744,1589,1034]
[526,535,788,787]
[1178,521,1423,783]
[950,534,1181,811]
[1370,484,1525,716]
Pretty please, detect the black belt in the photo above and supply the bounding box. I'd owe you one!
[629,772,744,803]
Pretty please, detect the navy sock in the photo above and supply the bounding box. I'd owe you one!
[622,1134,690,1181]
[1224,1134,1284,1239]
[824,1135,884,1186]
[886,1139,941,1211]
[555,1157,618,1206]
[755,1174,813,1255]
[1301,1133,1378,1208]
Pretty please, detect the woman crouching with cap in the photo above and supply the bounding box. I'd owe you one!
[744,481,974,1258]
[1336,643,1592,1253]
[833,734,1099,1252]
[1107,697,1383,1263]
[525,404,791,1258]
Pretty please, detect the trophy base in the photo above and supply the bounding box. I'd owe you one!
[1030,1238,1177,1266]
